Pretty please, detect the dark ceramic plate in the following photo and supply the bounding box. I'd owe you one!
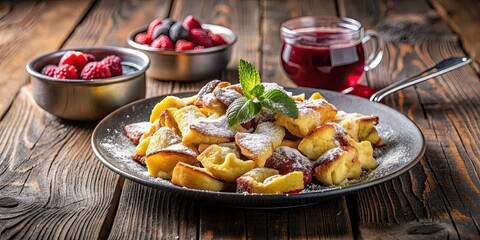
[91,88,425,208]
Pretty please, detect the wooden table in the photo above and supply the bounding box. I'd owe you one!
[1,0,479,239]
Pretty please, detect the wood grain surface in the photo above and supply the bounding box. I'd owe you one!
[0,0,93,119]
[430,0,480,72]
[0,0,479,239]
[341,0,480,238]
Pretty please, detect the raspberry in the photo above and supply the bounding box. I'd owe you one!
[147,18,162,35]
[53,64,78,79]
[101,55,123,76]
[151,35,174,49]
[81,62,111,80]
[175,40,195,51]
[208,32,227,46]
[41,65,58,77]
[189,29,212,48]
[134,32,153,45]
[85,53,96,62]
[183,15,202,30]
[59,51,88,72]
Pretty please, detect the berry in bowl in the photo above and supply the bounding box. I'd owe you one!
[26,46,150,121]
[41,50,126,80]
[127,15,237,81]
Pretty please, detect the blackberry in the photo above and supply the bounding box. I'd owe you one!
[152,19,177,40]
[169,22,190,42]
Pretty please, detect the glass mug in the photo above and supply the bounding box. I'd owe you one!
[280,16,384,92]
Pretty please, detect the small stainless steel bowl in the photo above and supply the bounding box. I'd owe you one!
[127,24,237,81]
[26,46,150,121]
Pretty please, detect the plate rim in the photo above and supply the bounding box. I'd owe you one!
[91,88,426,206]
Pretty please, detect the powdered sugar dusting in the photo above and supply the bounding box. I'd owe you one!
[97,123,173,187]
[162,127,183,145]
[298,99,328,108]
[236,132,272,155]
[98,128,134,160]
[200,93,216,108]
[255,122,281,136]
[163,143,197,157]
[236,122,284,155]
[316,147,343,164]
[214,86,243,106]
[297,99,325,117]
[190,115,236,138]
[301,123,414,192]
[298,99,337,117]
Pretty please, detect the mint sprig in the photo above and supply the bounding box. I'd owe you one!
[227,59,298,127]
[227,98,261,127]
[261,89,298,118]
[238,59,261,99]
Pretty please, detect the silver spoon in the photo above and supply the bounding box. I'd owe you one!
[369,56,472,102]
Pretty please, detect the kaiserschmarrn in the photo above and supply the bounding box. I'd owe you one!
[124,81,383,194]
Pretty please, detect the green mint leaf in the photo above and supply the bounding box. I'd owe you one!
[261,89,298,119]
[250,84,265,98]
[238,59,261,99]
[227,97,261,127]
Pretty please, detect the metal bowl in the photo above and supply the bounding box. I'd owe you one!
[127,24,237,81]
[26,46,150,121]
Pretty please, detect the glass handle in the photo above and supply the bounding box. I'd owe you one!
[362,29,384,71]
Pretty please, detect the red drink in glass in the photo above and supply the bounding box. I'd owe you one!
[281,17,383,93]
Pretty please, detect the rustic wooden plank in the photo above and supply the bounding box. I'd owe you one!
[108,183,198,240]
[429,0,480,73]
[215,0,262,86]
[0,1,105,238]
[0,1,10,19]
[0,0,93,120]
[0,0,176,239]
[242,199,354,240]
[198,203,246,239]
[302,199,354,239]
[0,87,113,239]
[339,0,480,238]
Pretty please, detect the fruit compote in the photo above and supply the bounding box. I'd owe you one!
[281,27,365,91]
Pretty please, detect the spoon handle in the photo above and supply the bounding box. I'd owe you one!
[369,57,472,102]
